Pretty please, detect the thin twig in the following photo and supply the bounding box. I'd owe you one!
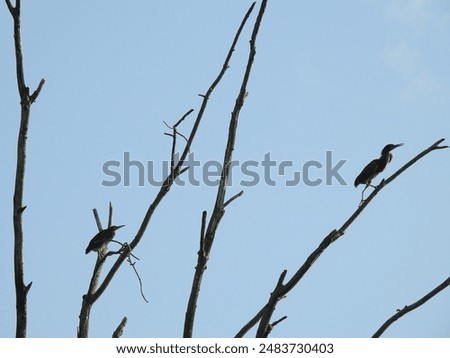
[127,254,149,303]
[175,108,195,127]
[30,78,45,102]
[224,190,244,208]
[164,108,194,170]
[180,166,190,176]
[108,240,140,260]
[200,211,207,257]
[264,315,288,338]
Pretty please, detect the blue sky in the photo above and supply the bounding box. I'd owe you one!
[1,1,450,338]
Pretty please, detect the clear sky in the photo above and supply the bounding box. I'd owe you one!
[1,1,450,338]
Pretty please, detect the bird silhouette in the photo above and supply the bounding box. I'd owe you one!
[355,143,403,203]
[85,225,125,254]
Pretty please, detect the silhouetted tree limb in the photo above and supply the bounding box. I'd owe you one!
[372,275,450,338]
[92,208,103,231]
[6,0,45,338]
[236,138,448,338]
[264,315,288,338]
[224,190,244,208]
[112,317,128,338]
[184,0,267,338]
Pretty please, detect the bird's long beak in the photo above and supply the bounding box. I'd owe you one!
[115,225,125,230]
[393,143,404,149]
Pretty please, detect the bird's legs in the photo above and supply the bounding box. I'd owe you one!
[359,183,377,206]
[359,185,368,206]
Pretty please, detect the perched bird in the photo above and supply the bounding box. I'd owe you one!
[85,225,125,254]
[354,143,403,203]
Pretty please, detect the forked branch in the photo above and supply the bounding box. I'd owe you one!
[164,108,194,171]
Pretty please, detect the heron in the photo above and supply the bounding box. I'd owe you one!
[85,225,125,254]
[354,143,403,204]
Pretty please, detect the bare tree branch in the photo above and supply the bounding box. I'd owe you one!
[5,0,15,15]
[372,275,450,338]
[255,269,288,337]
[184,0,267,338]
[183,212,209,337]
[92,208,103,231]
[264,315,288,338]
[199,211,207,256]
[112,317,128,338]
[107,201,113,228]
[236,138,448,338]
[30,78,46,103]
[224,190,244,208]
[6,0,45,337]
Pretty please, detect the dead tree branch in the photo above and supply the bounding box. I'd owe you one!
[6,0,45,337]
[224,190,244,208]
[372,275,450,338]
[112,317,128,338]
[183,0,267,338]
[236,138,448,338]
[264,315,288,338]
